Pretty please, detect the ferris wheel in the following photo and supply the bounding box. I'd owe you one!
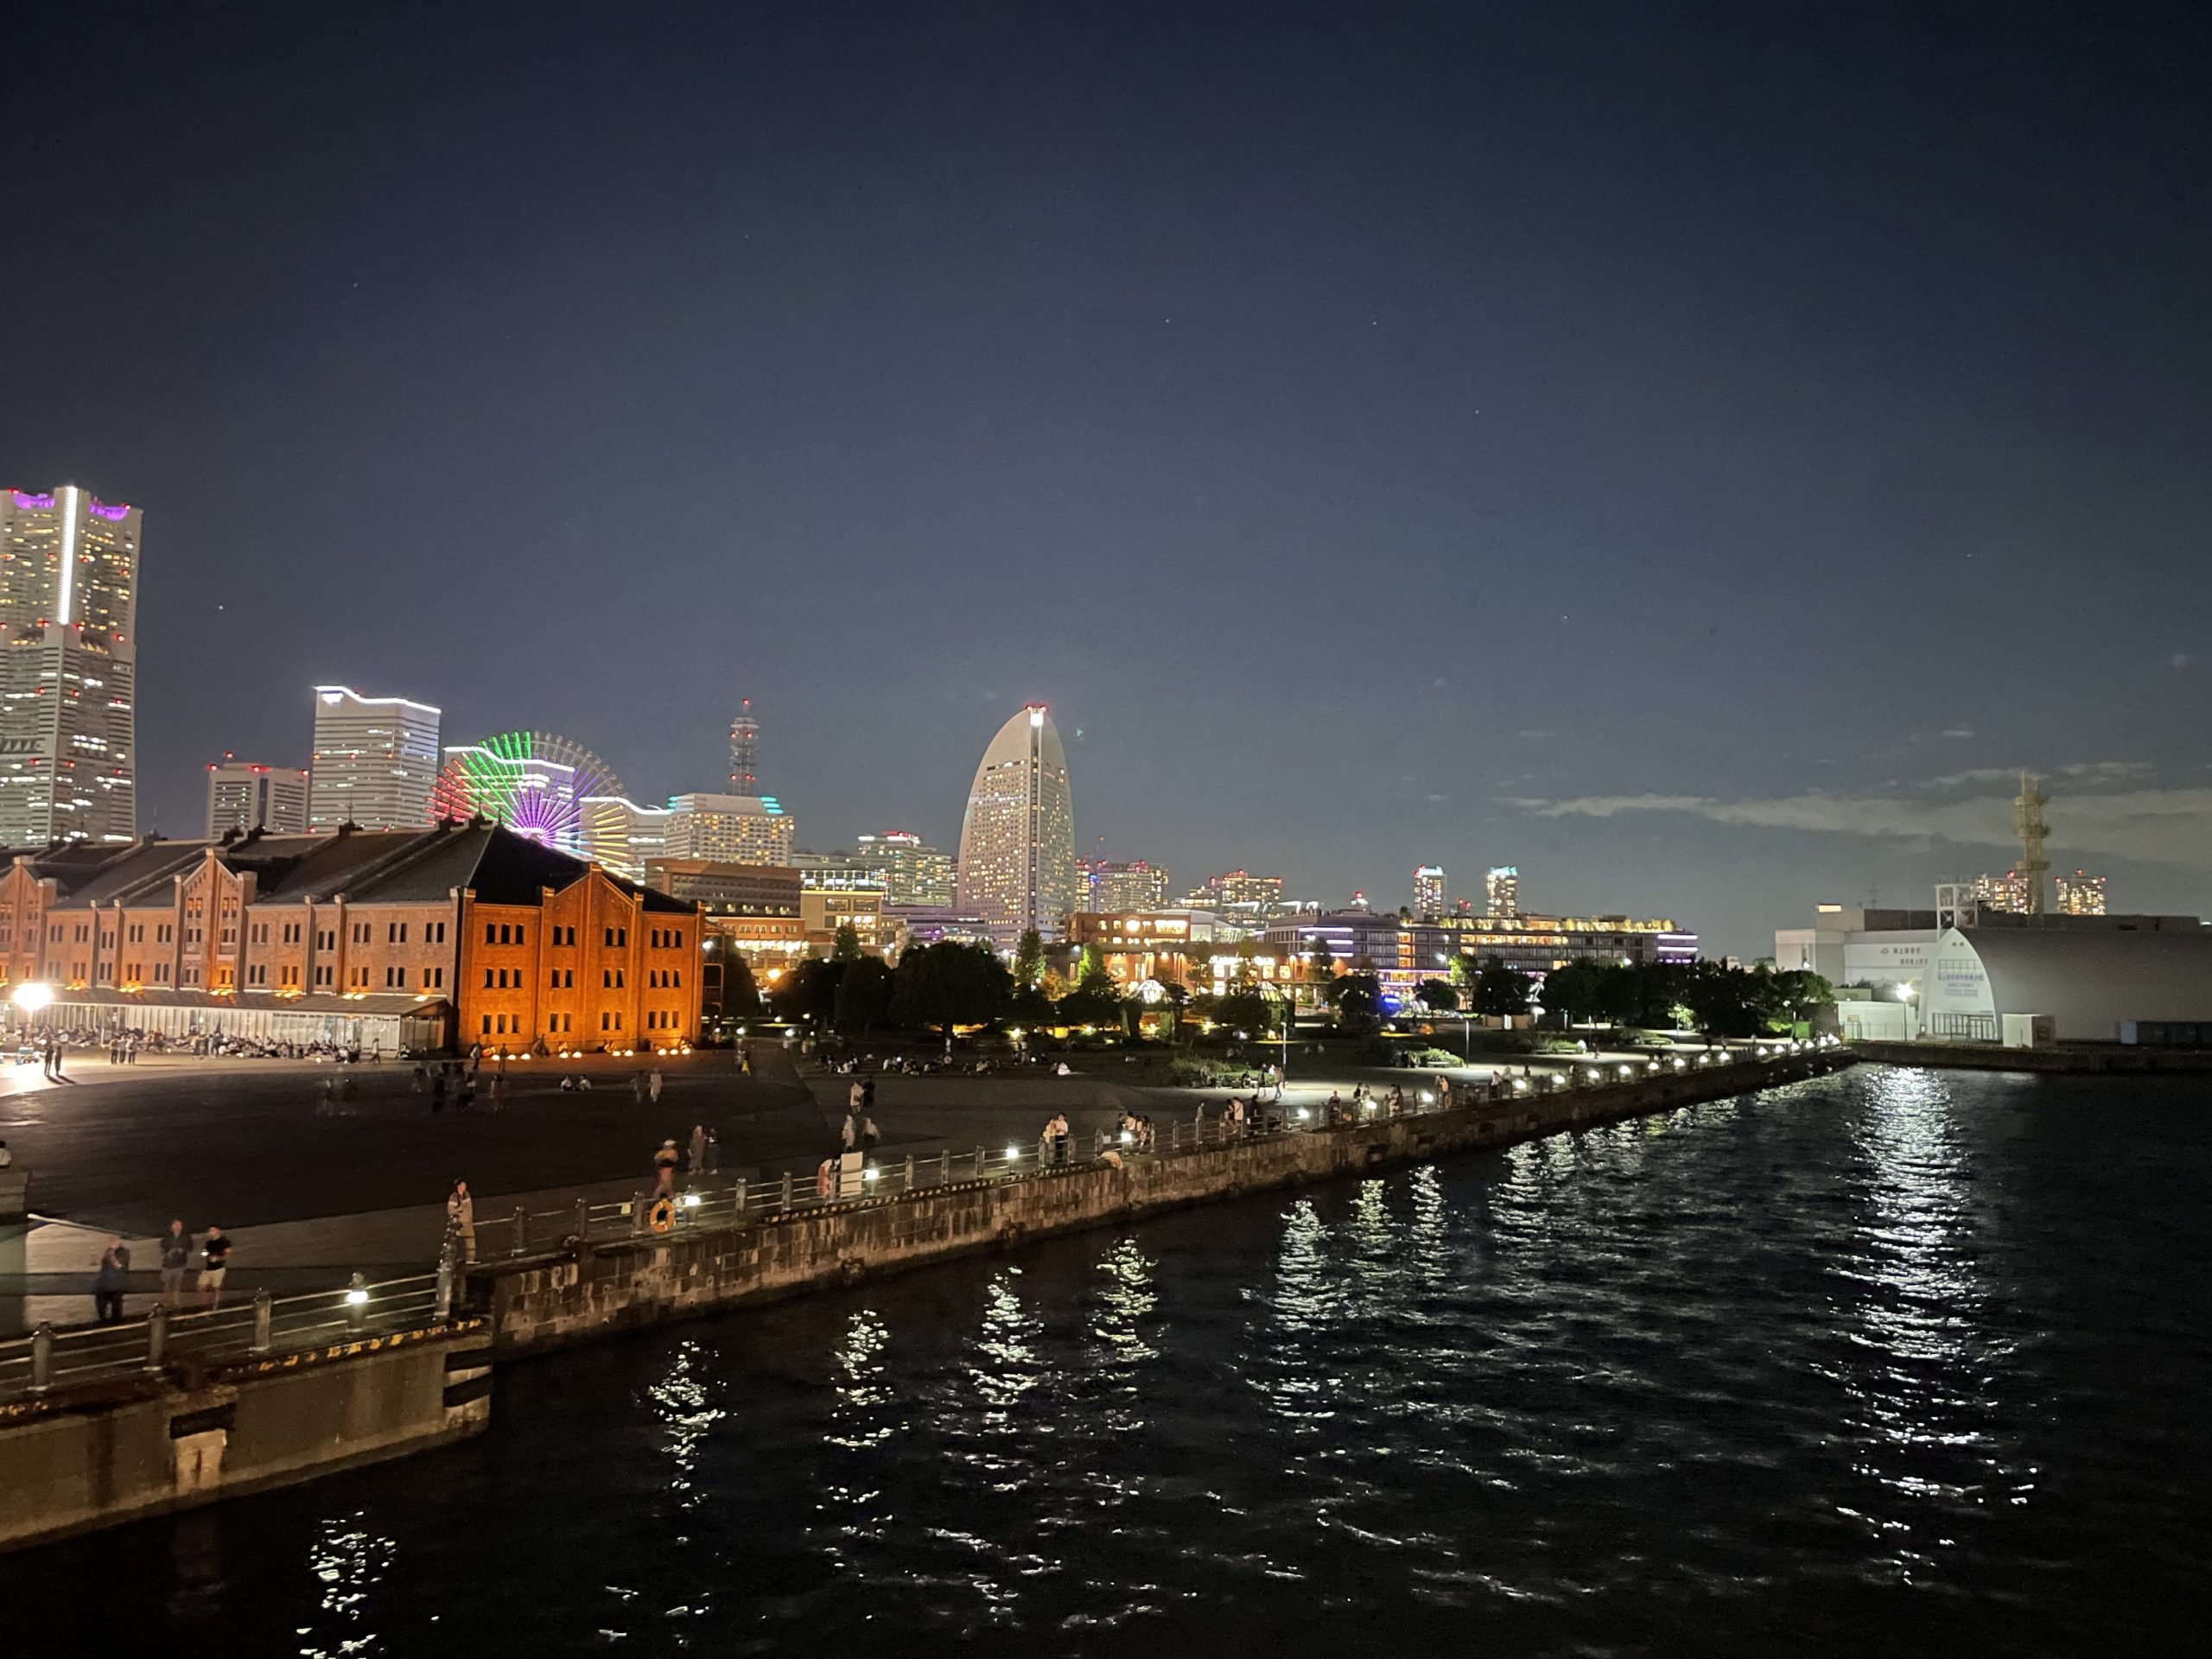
[429,730,624,855]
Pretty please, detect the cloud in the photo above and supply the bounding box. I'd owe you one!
[1507,784,2212,871]
[1941,727,1976,739]
[2175,652,2196,670]
[1516,729,1552,741]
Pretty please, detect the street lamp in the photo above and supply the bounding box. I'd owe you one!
[12,981,53,1034]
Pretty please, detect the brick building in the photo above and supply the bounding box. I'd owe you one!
[0,820,703,1055]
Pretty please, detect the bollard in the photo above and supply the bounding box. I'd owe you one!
[976,1146,987,1179]
[29,1322,52,1394]
[903,1153,915,1191]
[346,1272,369,1332]
[632,1190,647,1234]
[574,1197,589,1241]
[938,1149,950,1187]
[1171,1121,1181,1150]
[779,1170,793,1211]
[251,1287,275,1353]
[733,1178,747,1215]
[512,1205,528,1257]
[144,1303,168,1373]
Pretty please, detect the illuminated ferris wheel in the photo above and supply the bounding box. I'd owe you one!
[428,731,624,855]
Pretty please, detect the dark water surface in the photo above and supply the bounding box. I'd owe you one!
[10,1066,2209,1655]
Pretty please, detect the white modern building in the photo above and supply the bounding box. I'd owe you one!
[1773,906,1940,995]
[308,686,442,831]
[0,485,141,845]
[855,830,957,906]
[1920,925,2212,1044]
[955,703,1077,945]
[664,791,793,866]
[205,760,310,836]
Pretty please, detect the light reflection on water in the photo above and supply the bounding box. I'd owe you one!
[11,1069,2208,1657]
[296,1510,395,1659]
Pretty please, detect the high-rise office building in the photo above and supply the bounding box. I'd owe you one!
[206,760,310,836]
[1485,866,1521,918]
[308,686,442,831]
[2055,871,2108,916]
[1083,857,1171,913]
[1180,869,1287,919]
[1413,864,1447,918]
[664,791,794,865]
[0,485,141,845]
[955,704,1077,944]
[855,830,957,906]
[1970,870,2034,914]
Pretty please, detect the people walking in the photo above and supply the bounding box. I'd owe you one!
[689,1123,708,1175]
[703,1128,720,1173]
[653,1140,679,1198]
[158,1219,192,1306]
[199,1225,232,1308]
[447,1179,477,1264]
[649,1067,664,1104]
[92,1237,130,1323]
[431,1071,448,1115]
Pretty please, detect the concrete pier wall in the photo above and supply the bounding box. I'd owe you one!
[0,1323,491,1554]
[480,1052,1853,1354]
[1851,1039,2212,1074]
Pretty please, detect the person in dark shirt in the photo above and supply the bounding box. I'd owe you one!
[199,1226,232,1308]
[92,1238,130,1323]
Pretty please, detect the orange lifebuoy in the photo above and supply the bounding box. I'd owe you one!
[648,1197,675,1233]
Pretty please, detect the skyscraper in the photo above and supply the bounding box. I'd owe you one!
[1082,857,1170,913]
[308,686,442,831]
[956,704,1077,944]
[2055,870,2108,916]
[1413,864,1447,918]
[1485,866,1521,918]
[206,760,310,836]
[855,830,957,906]
[0,485,141,845]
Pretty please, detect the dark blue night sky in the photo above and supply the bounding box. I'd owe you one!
[4,2,2206,952]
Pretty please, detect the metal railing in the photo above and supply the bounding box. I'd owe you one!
[0,1274,442,1408]
[0,1041,1838,1406]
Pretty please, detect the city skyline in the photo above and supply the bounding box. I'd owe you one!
[3,6,2205,956]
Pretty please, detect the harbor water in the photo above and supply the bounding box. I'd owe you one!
[7,1065,2207,1655]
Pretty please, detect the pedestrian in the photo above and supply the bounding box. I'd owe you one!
[411,1064,427,1095]
[199,1225,232,1308]
[458,1075,476,1112]
[649,1067,664,1104]
[848,1079,864,1116]
[632,1071,648,1105]
[739,1049,752,1077]
[841,1111,858,1152]
[158,1218,191,1306]
[1049,1112,1070,1166]
[703,1128,720,1173]
[689,1122,708,1173]
[92,1237,130,1323]
[861,1076,875,1116]
[447,1179,476,1264]
[431,1071,448,1114]
[488,1074,507,1113]
[653,1139,679,1198]
[860,1113,880,1152]
[0,1137,11,1168]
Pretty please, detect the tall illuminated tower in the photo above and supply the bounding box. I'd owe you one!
[308,686,442,830]
[729,699,760,792]
[955,704,1077,945]
[0,485,142,845]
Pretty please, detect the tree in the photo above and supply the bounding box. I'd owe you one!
[1471,958,1533,1019]
[831,922,864,963]
[1212,988,1273,1034]
[1008,983,1056,1027]
[889,941,1010,1037]
[1014,927,1045,990]
[771,957,842,1026]
[1536,959,1605,1024]
[1415,976,1459,1013]
[1305,934,1337,988]
[719,950,760,1020]
[1327,970,1382,1033]
[833,956,894,1035]
[1077,942,1116,994]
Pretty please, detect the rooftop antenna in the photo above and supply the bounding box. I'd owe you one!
[2015,770,2050,915]
[729,699,760,794]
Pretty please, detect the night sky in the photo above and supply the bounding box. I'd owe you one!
[4,2,2206,954]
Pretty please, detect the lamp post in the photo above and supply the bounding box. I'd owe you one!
[13,980,54,1041]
